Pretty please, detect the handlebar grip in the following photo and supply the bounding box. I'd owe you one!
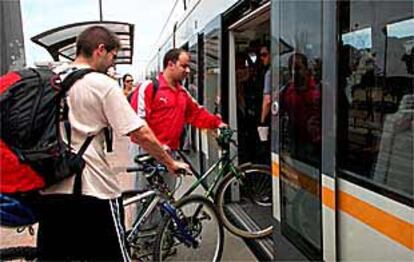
[174,168,188,176]
[126,167,143,173]
[134,153,152,164]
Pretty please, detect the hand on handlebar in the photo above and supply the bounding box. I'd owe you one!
[208,123,229,138]
[169,160,192,176]
[218,122,228,128]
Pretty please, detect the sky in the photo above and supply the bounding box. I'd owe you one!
[20,0,177,81]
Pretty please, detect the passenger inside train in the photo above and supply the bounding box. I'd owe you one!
[233,21,271,165]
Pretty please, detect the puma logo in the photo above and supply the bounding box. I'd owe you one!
[159,97,168,103]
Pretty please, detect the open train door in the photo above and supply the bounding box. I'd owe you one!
[226,1,274,260]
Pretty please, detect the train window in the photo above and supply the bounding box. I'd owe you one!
[337,1,414,200]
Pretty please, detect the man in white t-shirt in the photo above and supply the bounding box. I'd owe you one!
[36,26,187,261]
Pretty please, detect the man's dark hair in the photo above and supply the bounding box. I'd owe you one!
[163,48,187,69]
[76,26,121,57]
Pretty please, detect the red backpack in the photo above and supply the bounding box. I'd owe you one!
[0,68,95,194]
[127,78,159,112]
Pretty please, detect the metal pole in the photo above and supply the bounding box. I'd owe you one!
[99,0,103,21]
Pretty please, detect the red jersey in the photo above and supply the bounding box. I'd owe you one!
[136,73,222,149]
[281,78,321,144]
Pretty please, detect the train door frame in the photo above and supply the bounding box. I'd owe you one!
[187,34,206,174]
[197,33,206,173]
[223,1,275,260]
[226,1,271,166]
[201,15,223,183]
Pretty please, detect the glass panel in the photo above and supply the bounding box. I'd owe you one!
[277,0,323,259]
[188,43,199,152]
[203,28,221,172]
[338,1,414,200]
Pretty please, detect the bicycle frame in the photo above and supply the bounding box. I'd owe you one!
[123,186,197,248]
[178,149,242,200]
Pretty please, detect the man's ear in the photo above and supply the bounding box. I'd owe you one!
[96,44,106,56]
[167,60,175,68]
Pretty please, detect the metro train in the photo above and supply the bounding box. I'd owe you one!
[145,0,413,261]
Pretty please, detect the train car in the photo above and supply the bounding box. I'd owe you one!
[146,0,414,260]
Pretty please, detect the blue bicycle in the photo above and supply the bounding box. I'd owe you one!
[123,154,224,261]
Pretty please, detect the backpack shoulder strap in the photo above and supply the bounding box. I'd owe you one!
[61,68,95,92]
[150,77,159,101]
[60,68,96,148]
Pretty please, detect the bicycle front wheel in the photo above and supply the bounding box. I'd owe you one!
[215,164,273,239]
[153,195,224,262]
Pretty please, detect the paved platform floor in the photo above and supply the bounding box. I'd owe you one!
[0,134,257,261]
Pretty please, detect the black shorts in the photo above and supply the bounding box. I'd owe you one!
[36,194,130,261]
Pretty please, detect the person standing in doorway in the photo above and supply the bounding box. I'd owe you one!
[258,43,271,140]
[257,43,272,164]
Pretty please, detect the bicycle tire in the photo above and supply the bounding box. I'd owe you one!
[153,195,224,262]
[0,246,37,261]
[215,164,273,239]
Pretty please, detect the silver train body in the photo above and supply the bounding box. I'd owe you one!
[146,0,414,261]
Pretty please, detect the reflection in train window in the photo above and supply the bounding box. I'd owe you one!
[342,27,372,49]
[278,0,323,259]
[337,1,414,200]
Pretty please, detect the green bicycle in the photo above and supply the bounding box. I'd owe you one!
[177,127,273,239]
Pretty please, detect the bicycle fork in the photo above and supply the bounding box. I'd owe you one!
[160,202,199,248]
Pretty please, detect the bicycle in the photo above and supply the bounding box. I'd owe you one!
[122,154,224,261]
[177,127,273,239]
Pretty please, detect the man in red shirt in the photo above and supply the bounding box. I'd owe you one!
[136,48,226,150]
[130,48,226,234]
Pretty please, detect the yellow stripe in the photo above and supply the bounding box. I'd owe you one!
[339,190,413,250]
[272,161,279,177]
[322,186,335,209]
[272,160,413,250]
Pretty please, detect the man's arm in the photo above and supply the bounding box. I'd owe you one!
[260,69,272,124]
[129,125,186,173]
[260,94,271,124]
[101,84,188,173]
[184,91,224,129]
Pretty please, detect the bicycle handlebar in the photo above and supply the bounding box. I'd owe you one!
[216,127,237,148]
[132,153,188,176]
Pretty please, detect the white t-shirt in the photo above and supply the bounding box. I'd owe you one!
[42,64,146,199]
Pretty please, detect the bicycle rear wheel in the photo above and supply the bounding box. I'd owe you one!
[153,195,224,262]
[215,164,273,239]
